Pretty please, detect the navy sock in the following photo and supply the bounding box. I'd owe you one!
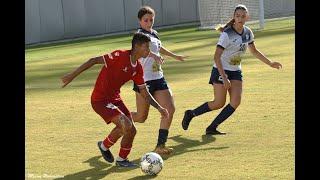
[191,102,212,116]
[207,104,235,130]
[157,129,169,146]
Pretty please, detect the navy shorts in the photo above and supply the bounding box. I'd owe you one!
[133,77,169,95]
[209,67,242,84]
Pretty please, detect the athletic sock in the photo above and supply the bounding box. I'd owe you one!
[119,144,132,160]
[207,104,235,130]
[102,135,116,151]
[157,129,169,147]
[191,102,212,116]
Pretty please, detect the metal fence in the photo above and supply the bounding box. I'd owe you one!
[25,0,199,45]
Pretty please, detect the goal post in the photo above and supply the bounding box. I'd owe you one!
[197,0,295,30]
[259,0,264,29]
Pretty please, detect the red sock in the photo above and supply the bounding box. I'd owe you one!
[119,144,132,160]
[103,135,116,149]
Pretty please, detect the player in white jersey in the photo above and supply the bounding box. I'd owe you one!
[182,4,282,135]
[131,6,188,155]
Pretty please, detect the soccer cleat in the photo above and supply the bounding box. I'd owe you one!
[154,144,173,155]
[182,110,194,130]
[97,141,114,163]
[115,159,138,167]
[205,129,226,135]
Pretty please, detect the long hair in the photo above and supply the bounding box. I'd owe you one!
[216,4,248,32]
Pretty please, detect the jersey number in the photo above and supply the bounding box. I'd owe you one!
[239,44,246,52]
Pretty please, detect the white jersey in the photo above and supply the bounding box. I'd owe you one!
[136,28,163,81]
[214,25,254,71]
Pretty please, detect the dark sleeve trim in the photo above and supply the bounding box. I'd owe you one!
[248,41,254,45]
[217,45,225,49]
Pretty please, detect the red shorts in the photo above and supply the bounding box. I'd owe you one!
[91,99,131,124]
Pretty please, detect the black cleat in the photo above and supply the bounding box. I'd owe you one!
[97,141,114,163]
[206,129,226,135]
[182,110,194,130]
[115,159,138,167]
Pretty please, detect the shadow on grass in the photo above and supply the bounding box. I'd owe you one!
[55,135,227,179]
[161,135,229,160]
[126,135,228,179]
[126,175,158,180]
[54,155,140,180]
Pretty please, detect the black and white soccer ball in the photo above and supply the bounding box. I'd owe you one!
[140,152,164,175]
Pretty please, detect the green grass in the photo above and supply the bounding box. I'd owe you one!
[26,17,294,179]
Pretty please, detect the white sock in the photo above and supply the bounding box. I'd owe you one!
[100,142,108,151]
[116,156,125,161]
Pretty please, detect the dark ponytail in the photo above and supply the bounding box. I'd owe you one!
[216,19,235,32]
[216,4,248,32]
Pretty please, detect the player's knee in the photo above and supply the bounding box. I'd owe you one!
[210,100,225,109]
[130,126,137,136]
[169,104,176,115]
[230,100,241,109]
[119,115,132,130]
[139,114,148,122]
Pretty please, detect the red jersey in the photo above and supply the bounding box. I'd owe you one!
[91,50,145,102]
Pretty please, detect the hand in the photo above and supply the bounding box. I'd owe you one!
[174,55,189,61]
[270,62,282,69]
[158,107,169,121]
[223,78,231,90]
[61,73,74,88]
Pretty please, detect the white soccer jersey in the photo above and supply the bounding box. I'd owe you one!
[136,28,163,81]
[214,25,254,71]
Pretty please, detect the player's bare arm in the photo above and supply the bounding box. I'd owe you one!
[61,56,104,88]
[148,52,164,64]
[214,46,231,90]
[138,85,169,120]
[248,43,282,69]
[160,46,188,61]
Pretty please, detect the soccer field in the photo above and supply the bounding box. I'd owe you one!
[26,18,294,179]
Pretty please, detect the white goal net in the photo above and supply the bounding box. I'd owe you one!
[198,0,295,30]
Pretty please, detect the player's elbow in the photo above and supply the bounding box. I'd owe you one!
[249,46,258,55]
[214,56,221,64]
[87,58,97,66]
[89,56,104,65]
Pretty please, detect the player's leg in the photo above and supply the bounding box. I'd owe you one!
[114,114,138,167]
[131,92,151,123]
[182,67,228,130]
[152,88,175,155]
[91,101,124,163]
[206,80,242,135]
[97,115,123,163]
[113,101,138,167]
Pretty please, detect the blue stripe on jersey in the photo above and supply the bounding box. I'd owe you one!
[224,25,252,43]
[137,28,160,40]
[241,28,252,43]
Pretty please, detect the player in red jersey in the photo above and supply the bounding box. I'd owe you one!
[61,33,169,167]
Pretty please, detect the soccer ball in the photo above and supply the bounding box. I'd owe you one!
[140,152,164,175]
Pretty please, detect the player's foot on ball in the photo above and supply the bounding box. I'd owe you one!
[182,110,194,130]
[97,141,114,163]
[154,144,173,155]
[115,159,138,167]
[205,129,226,135]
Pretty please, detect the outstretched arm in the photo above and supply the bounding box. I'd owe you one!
[138,85,169,121]
[61,56,104,88]
[160,46,188,61]
[248,42,282,69]
[148,52,165,64]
